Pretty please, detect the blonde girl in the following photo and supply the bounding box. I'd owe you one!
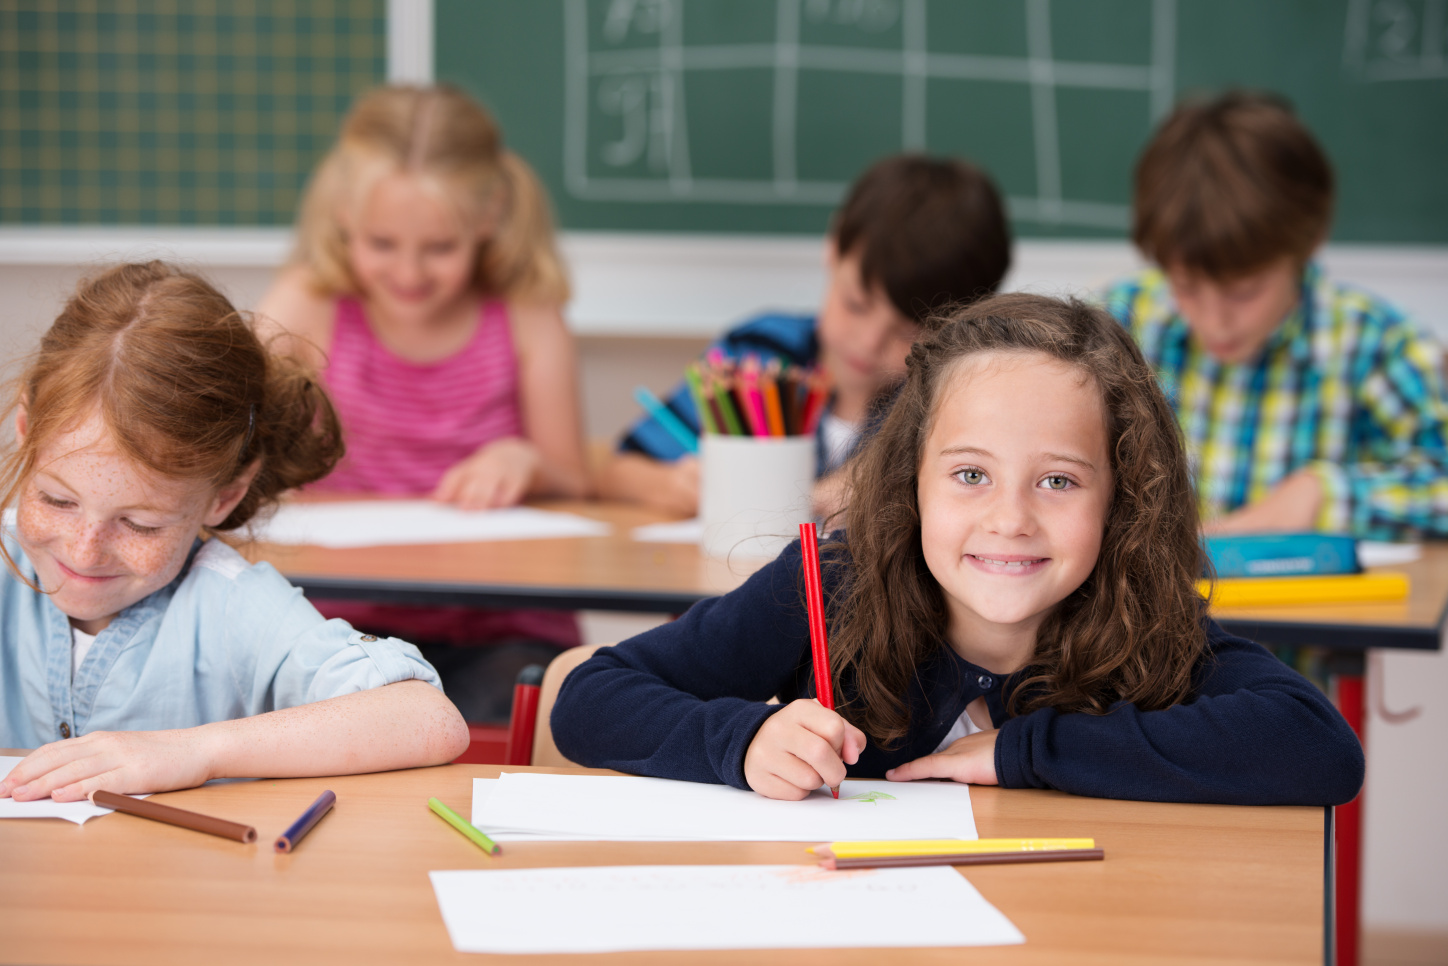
[552,293,1364,806]
[256,84,589,721]
[0,262,468,803]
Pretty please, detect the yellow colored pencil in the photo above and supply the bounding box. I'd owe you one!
[1200,573,1409,607]
[811,837,1095,859]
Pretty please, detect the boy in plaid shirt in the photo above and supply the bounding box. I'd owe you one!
[1105,92,1448,539]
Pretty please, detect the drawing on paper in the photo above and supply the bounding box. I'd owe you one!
[847,790,897,804]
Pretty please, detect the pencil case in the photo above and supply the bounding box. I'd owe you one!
[1203,533,1359,578]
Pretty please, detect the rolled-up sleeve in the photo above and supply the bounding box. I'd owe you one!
[210,558,443,715]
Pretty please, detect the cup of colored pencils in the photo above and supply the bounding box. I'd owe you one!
[692,353,825,559]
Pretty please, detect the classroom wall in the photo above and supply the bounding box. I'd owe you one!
[1,243,1447,941]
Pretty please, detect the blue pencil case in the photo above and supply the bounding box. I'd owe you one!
[1203,533,1360,578]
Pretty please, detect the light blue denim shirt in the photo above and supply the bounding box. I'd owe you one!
[0,534,443,750]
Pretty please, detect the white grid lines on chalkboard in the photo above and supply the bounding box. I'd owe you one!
[562,0,1176,229]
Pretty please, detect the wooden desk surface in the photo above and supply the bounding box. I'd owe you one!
[0,760,1326,965]
[247,500,755,613]
[248,497,1448,650]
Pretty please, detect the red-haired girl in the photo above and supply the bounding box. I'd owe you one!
[0,262,468,803]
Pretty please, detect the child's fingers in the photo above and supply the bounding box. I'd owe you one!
[432,466,464,504]
[788,729,850,790]
[8,753,107,802]
[884,753,951,784]
[0,737,87,797]
[750,767,817,801]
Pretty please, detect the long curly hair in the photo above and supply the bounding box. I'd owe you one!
[828,292,1206,746]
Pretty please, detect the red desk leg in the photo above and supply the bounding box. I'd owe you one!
[1334,671,1365,966]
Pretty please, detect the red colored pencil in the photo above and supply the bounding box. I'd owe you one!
[799,521,839,799]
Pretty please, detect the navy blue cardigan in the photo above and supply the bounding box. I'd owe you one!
[552,539,1364,806]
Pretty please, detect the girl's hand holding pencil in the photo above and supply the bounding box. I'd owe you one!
[743,698,867,801]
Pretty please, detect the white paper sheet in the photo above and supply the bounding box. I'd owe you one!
[0,756,116,825]
[631,518,703,543]
[430,865,1024,953]
[472,773,977,842]
[254,500,611,548]
[1357,541,1423,567]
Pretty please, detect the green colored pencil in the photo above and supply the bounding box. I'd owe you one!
[428,797,501,855]
[683,364,716,435]
[711,377,746,435]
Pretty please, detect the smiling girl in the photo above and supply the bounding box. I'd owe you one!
[257,84,590,721]
[0,262,468,802]
[551,293,1364,806]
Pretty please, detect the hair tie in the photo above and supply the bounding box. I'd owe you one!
[239,403,257,463]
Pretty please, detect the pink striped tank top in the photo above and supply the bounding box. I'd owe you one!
[313,297,580,650]
[321,297,524,493]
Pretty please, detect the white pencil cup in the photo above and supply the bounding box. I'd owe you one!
[700,434,815,559]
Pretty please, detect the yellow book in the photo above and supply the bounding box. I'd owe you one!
[1200,572,1409,607]
[811,838,1096,859]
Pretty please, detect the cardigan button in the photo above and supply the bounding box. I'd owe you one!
[977,674,994,690]
[359,634,378,642]
[58,722,71,738]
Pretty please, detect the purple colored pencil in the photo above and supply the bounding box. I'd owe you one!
[274,790,337,853]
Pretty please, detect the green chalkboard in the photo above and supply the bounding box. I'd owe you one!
[0,0,386,226]
[437,0,1448,242]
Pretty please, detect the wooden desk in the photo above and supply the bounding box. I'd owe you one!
[0,761,1329,965]
[247,501,754,614]
[249,499,1448,654]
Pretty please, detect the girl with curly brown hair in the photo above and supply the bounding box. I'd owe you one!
[552,293,1363,806]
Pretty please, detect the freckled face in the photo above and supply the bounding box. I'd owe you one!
[14,410,227,634]
[916,352,1113,664]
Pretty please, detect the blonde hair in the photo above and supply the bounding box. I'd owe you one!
[291,84,570,304]
[0,262,345,577]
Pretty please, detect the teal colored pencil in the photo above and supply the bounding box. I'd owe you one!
[428,797,500,855]
[633,385,699,453]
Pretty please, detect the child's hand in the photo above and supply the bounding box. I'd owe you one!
[0,729,215,802]
[743,699,867,800]
[657,457,701,517]
[884,730,1000,786]
[434,437,541,509]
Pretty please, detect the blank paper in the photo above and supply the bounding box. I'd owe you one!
[429,865,1025,953]
[254,500,611,548]
[473,773,977,842]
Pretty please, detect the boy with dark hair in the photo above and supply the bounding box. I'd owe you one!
[1106,91,1448,538]
[599,153,1012,517]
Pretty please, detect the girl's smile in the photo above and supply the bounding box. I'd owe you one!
[916,351,1112,672]
[14,408,252,635]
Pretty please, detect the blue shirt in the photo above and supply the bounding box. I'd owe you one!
[552,537,1364,806]
[0,535,443,750]
[618,312,851,477]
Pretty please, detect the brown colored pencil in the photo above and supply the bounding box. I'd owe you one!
[91,789,257,843]
[820,848,1104,870]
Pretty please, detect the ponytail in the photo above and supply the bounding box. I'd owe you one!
[482,151,570,304]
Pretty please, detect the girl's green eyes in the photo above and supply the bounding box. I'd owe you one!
[951,470,1076,490]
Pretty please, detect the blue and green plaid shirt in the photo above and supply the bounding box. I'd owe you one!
[1105,265,1448,540]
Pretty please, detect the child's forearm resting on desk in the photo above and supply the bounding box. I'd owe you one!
[597,451,701,517]
[0,680,469,803]
[551,543,1365,807]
